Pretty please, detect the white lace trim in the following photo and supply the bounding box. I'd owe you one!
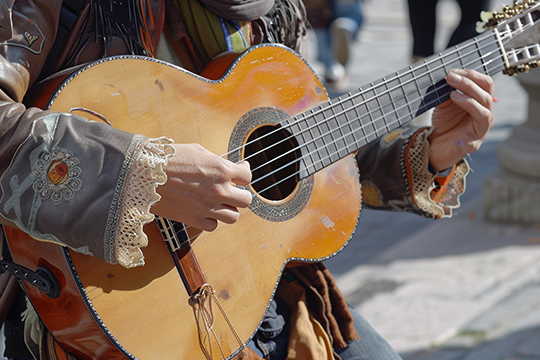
[408,128,469,219]
[116,137,175,268]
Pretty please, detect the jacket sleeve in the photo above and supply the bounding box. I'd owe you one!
[0,1,174,268]
[356,126,469,219]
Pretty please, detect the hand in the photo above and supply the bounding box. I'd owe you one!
[428,69,495,172]
[152,143,252,231]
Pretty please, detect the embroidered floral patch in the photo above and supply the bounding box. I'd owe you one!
[32,147,82,205]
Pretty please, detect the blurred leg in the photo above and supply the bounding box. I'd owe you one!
[447,0,490,47]
[407,0,438,58]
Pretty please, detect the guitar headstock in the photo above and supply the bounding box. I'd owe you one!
[477,0,540,75]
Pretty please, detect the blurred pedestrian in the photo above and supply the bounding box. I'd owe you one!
[407,0,490,61]
[305,0,363,86]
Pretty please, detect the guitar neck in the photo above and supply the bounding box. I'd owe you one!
[284,30,505,178]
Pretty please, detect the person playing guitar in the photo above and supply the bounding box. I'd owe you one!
[0,0,501,358]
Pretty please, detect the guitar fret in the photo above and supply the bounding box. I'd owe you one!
[481,32,505,75]
[427,60,441,104]
[412,63,429,116]
[474,37,489,76]
[359,89,376,143]
[398,69,415,123]
[302,113,319,174]
[349,90,366,149]
[382,77,400,134]
[457,45,465,69]
[335,95,353,156]
[323,102,340,164]
[314,105,332,169]
[342,93,359,154]
[392,82,406,129]
[334,96,347,155]
[373,80,389,135]
[310,109,326,173]
[326,99,340,161]
[296,114,312,175]
[366,84,382,142]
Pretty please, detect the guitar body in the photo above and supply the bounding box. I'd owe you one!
[5,44,361,359]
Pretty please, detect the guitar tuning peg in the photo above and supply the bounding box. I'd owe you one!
[518,64,531,72]
[502,5,513,14]
[476,21,486,33]
[480,10,494,22]
[503,67,518,76]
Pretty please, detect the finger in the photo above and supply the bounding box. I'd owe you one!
[225,185,253,208]
[199,218,219,232]
[214,205,241,223]
[231,160,252,186]
[449,69,495,95]
[447,69,494,109]
[450,90,494,130]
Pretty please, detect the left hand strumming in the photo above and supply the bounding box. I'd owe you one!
[428,69,495,172]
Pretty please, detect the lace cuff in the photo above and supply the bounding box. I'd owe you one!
[115,137,175,268]
[406,128,470,218]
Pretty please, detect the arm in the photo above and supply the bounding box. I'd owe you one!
[358,69,494,218]
[0,2,252,268]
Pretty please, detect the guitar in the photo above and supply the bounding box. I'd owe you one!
[4,1,540,359]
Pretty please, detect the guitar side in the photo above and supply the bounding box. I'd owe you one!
[6,45,362,359]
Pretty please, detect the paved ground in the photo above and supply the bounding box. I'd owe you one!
[308,0,540,359]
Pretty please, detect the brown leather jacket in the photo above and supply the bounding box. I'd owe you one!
[0,1,468,359]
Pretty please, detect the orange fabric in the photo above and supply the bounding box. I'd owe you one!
[278,280,335,360]
[292,264,359,350]
[432,165,456,203]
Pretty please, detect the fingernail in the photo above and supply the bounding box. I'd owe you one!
[447,71,462,85]
[451,69,467,75]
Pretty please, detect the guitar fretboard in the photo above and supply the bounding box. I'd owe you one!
[282,30,505,179]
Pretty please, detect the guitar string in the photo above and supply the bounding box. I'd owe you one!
[244,21,535,190]
[254,54,506,195]
[175,36,509,244]
[176,23,527,242]
[242,30,510,189]
[228,34,507,188]
[176,16,535,243]
[223,25,514,169]
[239,3,538,164]
[158,11,536,355]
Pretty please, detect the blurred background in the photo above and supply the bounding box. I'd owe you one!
[304,0,540,359]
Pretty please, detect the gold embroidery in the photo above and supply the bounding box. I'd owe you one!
[361,182,384,207]
[24,32,38,46]
[384,129,403,144]
[47,160,70,185]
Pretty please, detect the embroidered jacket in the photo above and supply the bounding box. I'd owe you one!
[0,0,468,358]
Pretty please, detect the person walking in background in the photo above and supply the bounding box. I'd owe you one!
[0,0,495,359]
[407,0,490,61]
[304,0,363,86]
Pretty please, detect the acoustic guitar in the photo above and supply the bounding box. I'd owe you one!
[3,2,540,359]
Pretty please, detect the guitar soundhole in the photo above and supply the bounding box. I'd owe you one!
[245,125,301,201]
